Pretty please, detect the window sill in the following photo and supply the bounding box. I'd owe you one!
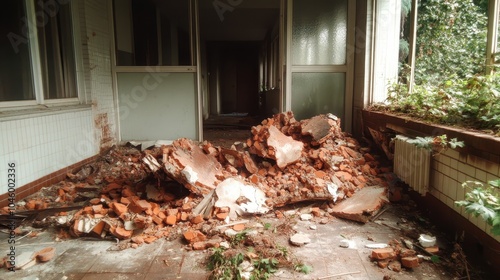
[0,104,92,122]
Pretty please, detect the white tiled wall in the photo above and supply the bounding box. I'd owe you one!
[0,109,98,194]
[430,149,500,241]
[0,0,118,196]
[77,0,117,149]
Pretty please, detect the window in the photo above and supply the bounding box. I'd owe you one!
[113,0,192,66]
[0,1,35,102]
[36,0,77,99]
[0,0,77,106]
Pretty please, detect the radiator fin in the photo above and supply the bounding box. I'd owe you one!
[393,136,431,195]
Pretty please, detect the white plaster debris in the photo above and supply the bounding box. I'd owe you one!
[290,233,311,246]
[327,182,339,202]
[267,126,304,168]
[339,239,356,248]
[181,166,198,184]
[215,178,269,220]
[365,243,389,249]
[300,213,313,221]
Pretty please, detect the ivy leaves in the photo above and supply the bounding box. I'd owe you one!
[456,180,500,236]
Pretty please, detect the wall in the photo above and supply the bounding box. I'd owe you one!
[0,0,117,205]
[79,0,117,150]
[362,110,500,271]
[430,148,500,242]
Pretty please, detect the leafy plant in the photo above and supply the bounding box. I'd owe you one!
[415,0,487,84]
[295,263,313,274]
[231,230,249,247]
[375,73,500,135]
[264,223,272,230]
[251,258,279,280]
[455,180,500,236]
[396,134,464,155]
[207,247,244,280]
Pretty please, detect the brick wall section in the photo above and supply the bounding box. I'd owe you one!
[430,148,500,242]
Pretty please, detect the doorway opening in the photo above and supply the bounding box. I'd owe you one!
[199,0,281,142]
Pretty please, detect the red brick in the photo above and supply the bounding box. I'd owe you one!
[144,236,158,244]
[110,202,128,217]
[165,215,177,225]
[216,212,228,220]
[190,214,204,224]
[401,256,419,268]
[192,241,207,250]
[152,216,163,225]
[131,236,144,244]
[233,224,245,231]
[183,230,206,243]
[371,248,396,260]
[112,227,132,239]
[424,246,439,254]
[92,221,105,235]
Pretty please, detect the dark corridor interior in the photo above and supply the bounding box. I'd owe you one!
[208,42,260,116]
[200,0,280,133]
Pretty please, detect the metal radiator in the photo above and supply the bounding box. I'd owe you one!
[393,135,431,195]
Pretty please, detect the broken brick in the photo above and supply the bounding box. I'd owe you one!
[143,236,158,244]
[112,227,132,239]
[371,248,396,261]
[424,246,439,254]
[34,247,56,262]
[233,224,245,231]
[388,260,402,272]
[165,215,177,226]
[192,241,207,250]
[401,256,419,268]
[92,221,105,235]
[183,230,206,244]
[110,202,128,218]
[190,214,204,224]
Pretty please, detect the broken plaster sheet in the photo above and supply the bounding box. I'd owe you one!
[214,178,269,220]
[267,126,304,168]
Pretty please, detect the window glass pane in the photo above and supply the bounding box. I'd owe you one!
[292,0,347,65]
[0,1,34,102]
[291,73,345,121]
[36,0,77,99]
[114,0,191,66]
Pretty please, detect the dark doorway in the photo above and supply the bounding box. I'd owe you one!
[208,42,260,115]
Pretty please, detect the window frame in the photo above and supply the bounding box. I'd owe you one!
[0,0,81,109]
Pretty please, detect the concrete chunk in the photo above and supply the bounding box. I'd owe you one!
[331,186,388,223]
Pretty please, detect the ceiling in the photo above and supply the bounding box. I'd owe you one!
[198,0,280,41]
[147,0,280,42]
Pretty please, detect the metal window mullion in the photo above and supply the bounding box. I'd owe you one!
[285,0,292,111]
[407,0,418,94]
[26,0,45,105]
[344,0,356,133]
[486,0,499,74]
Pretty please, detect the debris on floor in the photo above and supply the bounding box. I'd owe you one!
[1,112,395,271]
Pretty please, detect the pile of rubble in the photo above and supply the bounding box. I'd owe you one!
[3,112,390,250]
